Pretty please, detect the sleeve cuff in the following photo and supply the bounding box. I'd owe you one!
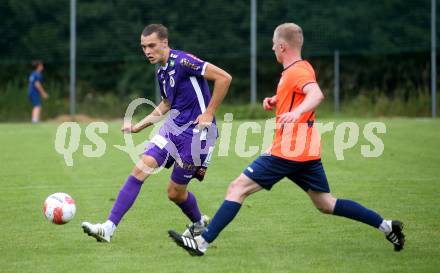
[201,62,209,76]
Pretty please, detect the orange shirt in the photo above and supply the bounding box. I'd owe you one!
[270,60,321,162]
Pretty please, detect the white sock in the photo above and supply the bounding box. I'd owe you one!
[378,220,392,234]
[194,235,209,252]
[103,220,116,235]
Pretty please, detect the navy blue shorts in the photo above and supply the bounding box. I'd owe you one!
[243,155,330,192]
[28,93,41,107]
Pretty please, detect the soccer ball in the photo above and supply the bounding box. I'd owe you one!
[43,192,76,225]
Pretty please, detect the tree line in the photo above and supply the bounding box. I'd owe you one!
[0,0,436,109]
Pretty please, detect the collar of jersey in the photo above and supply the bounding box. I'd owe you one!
[160,49,176,71]
[160,62,168,70]
[283,59,303,71]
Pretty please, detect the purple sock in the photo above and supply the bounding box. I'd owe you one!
[108,175,143,226]
[177,192,202,223]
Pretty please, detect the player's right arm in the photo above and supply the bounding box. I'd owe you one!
[194,63,232,129]
[263,95,277,110]
[122,99,171,133]
[35,81,49,99]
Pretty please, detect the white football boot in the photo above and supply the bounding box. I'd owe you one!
[81,221,115,243]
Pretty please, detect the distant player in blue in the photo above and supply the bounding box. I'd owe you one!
[82,24,232,242]
[28,60,48,123]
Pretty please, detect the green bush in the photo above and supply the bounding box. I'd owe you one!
[339,89,435,117]
[0,81,437,122]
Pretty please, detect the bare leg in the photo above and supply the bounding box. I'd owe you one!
[307,190,337,214]
[32,106,41,123]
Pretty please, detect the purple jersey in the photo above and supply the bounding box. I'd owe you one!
[156,49,215,136]
[145,50,219,184]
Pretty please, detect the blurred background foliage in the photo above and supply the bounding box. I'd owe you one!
[0,0,438,120]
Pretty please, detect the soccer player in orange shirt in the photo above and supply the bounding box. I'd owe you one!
[169,23,405,256]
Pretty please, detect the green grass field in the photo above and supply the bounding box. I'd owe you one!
[1,118,439,273]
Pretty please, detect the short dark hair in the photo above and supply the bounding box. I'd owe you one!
[31,59,43,69]
[142,24,168,40]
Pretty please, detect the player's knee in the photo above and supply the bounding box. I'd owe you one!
[315,200,335,214]
[167,187,185,203]
[226,180,240,197]
[309,192,336,214]
[226,179,248,200]
[141,156,158,170]
[167,188,178,202]
[131,167,148,182]
[131,156,157,181]
[316,205,333,214]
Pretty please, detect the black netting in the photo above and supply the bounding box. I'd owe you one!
[0,0,437,118]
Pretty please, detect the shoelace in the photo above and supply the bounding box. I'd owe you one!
[186,224,196,237]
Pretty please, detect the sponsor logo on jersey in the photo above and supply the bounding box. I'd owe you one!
[180,162,197,171]
[180,58,200,71]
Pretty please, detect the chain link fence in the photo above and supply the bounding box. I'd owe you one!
[0,0,437,120]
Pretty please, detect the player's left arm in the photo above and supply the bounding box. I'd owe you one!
[278,83,324,124]
[35,81,49,99]
[194,63,232,128]
[122,99,171,133]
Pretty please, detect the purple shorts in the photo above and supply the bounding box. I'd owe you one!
[144,126,216,185]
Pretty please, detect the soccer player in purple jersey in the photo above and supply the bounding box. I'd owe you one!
[81,24,232,242]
